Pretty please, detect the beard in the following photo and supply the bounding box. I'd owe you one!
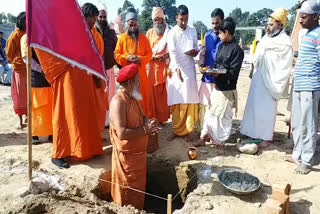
[127,28,139,40]
[267,27,282,38]
[154,23,165,35]
[96,20,108,33]
[131,85,142,101]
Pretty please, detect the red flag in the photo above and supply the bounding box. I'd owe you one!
[26,0,106,81]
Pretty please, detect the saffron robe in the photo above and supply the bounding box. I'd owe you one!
[146,27,170,122]
[35,48,104,161]
[20,34,53,136]
[114,33,154,118]
[110,90,148,210]
[6,28,27,115]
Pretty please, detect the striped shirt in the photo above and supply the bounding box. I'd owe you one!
[294,26,320,91]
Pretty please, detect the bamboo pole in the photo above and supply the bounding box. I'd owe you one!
[27,46,32,181]
[167,194,172,214]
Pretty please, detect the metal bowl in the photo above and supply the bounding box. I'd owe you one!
[218,169,261,195]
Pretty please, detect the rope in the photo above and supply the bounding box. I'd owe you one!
[99,161,209,203]
[98,178,168,201]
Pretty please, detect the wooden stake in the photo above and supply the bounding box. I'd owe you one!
[167,194,172,214]
[27,46,32,181]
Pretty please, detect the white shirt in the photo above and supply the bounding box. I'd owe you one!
[166,25,200,105]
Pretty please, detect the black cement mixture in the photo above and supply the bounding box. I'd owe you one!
[220,171,260,192]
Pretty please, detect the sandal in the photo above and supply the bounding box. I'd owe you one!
[32,136,41,145]
[52,158,70,169]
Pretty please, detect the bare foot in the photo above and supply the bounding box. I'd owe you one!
[208,137,225,155]
[258,140,272,149]
[284,156,299,165]
[295,164,312,175]
[192,138,206,147]
[184,135,192,142]
[167,132,177,141]
[16,123,27,129]
[209,137,222,147]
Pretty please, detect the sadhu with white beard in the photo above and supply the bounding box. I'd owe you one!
[109,64,159,209]
[240,8,293,148]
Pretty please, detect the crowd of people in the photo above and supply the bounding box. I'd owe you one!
[3,0,320,210]
[0,31,12,86]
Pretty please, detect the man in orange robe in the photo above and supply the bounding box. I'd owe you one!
[35,3,104,168]
[91,21,107,131]
[6,12,27,129]
[84,3,107,132]
[114,7,154,119]
[146,7,170,123]
[20,34,53,144]
[109,64,159,210]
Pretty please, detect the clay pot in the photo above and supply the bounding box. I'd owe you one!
[188,147,197,160]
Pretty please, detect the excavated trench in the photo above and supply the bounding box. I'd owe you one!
[91,158,200,214]
[143,158,199,214]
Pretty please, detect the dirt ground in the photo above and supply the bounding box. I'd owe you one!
[1,64,320,214]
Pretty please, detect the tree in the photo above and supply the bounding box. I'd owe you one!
[139,0,177,33]
[229,8,250,26]
[193,21,208,40]
[285,3,298,35]
[119,0,137,27]
[246,8,273,26]
[7,13,17,24]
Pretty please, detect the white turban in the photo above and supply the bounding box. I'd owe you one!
[300,0,320,15]
[152,7,165,22]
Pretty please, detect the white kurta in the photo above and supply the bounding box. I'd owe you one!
[240,30,293,140]
[167,25,200,106]
[240,71,277,140]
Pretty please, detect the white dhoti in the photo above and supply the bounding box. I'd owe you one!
[240,70,277,141]
[201,101,233,143]
[201,88,236,144]
[197,82,215,132]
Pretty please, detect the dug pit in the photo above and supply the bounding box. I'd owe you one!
[143,158,200,214]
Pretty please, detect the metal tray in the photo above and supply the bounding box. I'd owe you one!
[218,168,261,195]
[201,67,227,74]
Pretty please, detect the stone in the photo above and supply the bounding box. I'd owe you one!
[254,202,262,208]
[134,209,140,214]
[32,178,50,193]
[203,201,214,210]
[28,180,40,194]
[199,150,208,154]
[237,143,259,155]
[89,193,98,202]
[18,186,30,198]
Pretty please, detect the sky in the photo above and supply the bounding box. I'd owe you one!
[2,0,298,27]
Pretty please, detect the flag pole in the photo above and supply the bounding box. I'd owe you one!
[27,46,33,181]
